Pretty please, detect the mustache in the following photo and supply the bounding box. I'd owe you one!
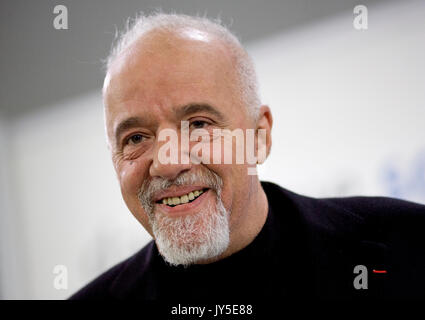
[138,168,223,214]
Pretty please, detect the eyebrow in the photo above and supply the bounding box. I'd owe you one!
[175,103,226,122]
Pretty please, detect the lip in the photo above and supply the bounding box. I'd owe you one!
[153,185,209,202]
[156,189,211,217]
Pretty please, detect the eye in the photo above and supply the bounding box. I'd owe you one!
[127,134,145,145]
[190,120,209,129]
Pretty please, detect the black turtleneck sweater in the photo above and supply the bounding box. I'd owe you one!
[70,181,425,301]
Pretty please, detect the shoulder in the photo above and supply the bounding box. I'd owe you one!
[262,180,425,230]
[320,193,425,239]
[262,181,425,298]
[69,240,156,300]
[261,180,425,251]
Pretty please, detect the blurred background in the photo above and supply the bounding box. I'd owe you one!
[0,0,424,299]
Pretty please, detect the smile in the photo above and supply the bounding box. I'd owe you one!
[157,188,209,207]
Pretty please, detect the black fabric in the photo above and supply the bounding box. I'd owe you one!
[70,181,425,300]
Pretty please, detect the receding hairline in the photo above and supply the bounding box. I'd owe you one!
[103,28,240,110]
[104,12,261,120]
[106,13,242,69]
[107,26,238,74]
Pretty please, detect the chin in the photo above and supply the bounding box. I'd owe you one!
[152,200,230,266]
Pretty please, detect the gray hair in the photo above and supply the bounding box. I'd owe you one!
[105,12,261,120]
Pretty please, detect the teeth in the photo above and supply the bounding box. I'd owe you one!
[161,189,205,206]
[172,197,180,205]
[181,194,189,204]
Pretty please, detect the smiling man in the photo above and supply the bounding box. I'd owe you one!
[71,13,425,301]
[102,14,271,269]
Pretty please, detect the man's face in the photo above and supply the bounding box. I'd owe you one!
[103,29,261,265]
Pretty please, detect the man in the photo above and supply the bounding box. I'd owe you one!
[71,13,425,300]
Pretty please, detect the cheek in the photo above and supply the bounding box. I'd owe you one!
[224,163,252,222]
[118,162,142,196]
[116,159,151,223]
[207,162,248,216]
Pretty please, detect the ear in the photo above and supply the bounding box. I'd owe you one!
[256,105,273,163]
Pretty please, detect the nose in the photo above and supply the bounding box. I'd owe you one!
[149,127,192,180]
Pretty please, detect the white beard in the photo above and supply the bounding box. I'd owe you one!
[150,192,230,266]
